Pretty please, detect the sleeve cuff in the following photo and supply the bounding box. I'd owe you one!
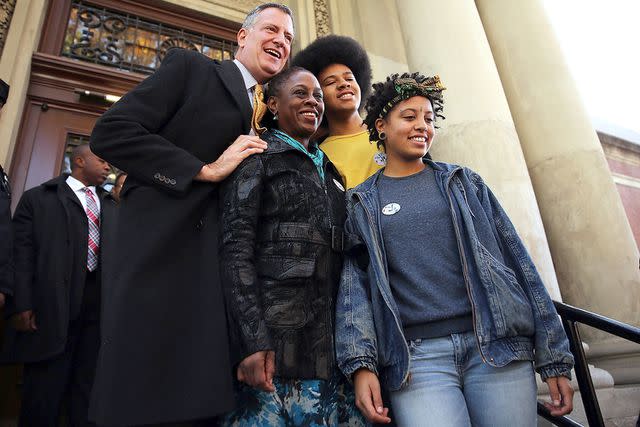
[538,363,573,381]
[340,356,379,384]
[241,325,274,360]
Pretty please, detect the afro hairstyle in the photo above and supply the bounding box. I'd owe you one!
[291,35,372,112]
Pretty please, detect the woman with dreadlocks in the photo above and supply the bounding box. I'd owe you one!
[292,35,385,189]
[335,72,575,426]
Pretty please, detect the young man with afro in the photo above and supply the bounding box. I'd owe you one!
[293,35,385,189]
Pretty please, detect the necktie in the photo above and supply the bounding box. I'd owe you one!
[251,83,267,136]
[84,188,100,271]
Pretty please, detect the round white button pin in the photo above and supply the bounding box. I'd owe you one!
[382,203,401,215]
[374,152,387,166]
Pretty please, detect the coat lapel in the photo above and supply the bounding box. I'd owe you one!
[218,60,252,134]
[57,178,83,212]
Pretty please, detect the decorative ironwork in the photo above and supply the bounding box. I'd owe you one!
[62,1,237,74]
[0,0,17,58]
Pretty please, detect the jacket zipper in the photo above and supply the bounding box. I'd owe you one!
[445,171,489,364]
[355,191,411,387]
[319,161,336,375]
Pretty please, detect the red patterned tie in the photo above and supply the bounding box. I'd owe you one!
[84,188,100,271]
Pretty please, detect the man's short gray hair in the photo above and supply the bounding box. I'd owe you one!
[241,3,294,31]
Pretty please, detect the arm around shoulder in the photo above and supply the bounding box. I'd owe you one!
[90,48,205,195]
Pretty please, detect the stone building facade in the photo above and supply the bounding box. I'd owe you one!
[0,0,638,425]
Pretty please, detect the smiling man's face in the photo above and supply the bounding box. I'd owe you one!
[235,7,294,84]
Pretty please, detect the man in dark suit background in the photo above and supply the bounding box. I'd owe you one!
[0,78,11,310]
[2,145,111,426]
[88,3,294,425]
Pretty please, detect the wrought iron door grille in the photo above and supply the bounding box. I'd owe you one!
[62,1,237,74]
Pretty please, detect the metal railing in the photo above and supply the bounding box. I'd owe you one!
[537,301,640,427]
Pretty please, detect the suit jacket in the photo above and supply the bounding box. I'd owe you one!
[1,175,109,363]
[89,48,251,425]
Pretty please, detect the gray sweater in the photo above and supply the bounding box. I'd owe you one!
[378,165,472,340]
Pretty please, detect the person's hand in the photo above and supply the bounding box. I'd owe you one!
[11,310,37,332]
[237,350,276,392]
[0,292,5,308]
[195,135,267,183]
[353,368,391,424]
[544,376,574,416]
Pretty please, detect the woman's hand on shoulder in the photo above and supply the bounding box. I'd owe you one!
[544,375,574,416]
[353,368,391,424]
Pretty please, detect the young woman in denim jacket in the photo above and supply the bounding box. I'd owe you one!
[335,72,575,426]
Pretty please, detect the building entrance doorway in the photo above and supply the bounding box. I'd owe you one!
[10,103,100,209]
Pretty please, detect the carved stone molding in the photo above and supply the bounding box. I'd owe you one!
[313,0,331,37]
[202,0,262,14]
[0,0,16,58]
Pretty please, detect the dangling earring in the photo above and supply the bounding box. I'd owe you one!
[378,131,386,140]
[273,111,278,121]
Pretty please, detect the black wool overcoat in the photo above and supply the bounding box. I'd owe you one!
[0,165,11,298]
[0,175,111,362]
[89,48,253,425]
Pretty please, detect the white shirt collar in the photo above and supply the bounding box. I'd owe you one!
[66,175,92,193]
[233,59,258,91]
[66,175,100,211]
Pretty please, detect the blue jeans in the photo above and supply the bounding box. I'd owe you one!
[389,331,537,427]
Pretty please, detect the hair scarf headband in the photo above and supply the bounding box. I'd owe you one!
[380,75,446,118]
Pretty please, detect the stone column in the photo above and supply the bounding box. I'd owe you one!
[289,0,410,81]
[328,0,410,81]
[475,0,640,382]
[394,0,562,299]
[0,0,47,168]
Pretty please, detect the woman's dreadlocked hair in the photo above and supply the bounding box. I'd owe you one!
[363,72,445,148]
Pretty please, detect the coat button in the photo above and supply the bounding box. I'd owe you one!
[196,218,204,230]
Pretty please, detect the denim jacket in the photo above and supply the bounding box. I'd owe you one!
[336,160,574,391]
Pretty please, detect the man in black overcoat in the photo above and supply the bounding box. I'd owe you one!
[88,3,294,425]
[0,78,11,309]
[0,164,10,308]
[2,145,112,426]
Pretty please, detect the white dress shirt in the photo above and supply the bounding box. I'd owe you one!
[66,175,101,212]
[233,59,258,107]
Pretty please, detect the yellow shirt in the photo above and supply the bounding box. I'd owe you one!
[320,130,386,189]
